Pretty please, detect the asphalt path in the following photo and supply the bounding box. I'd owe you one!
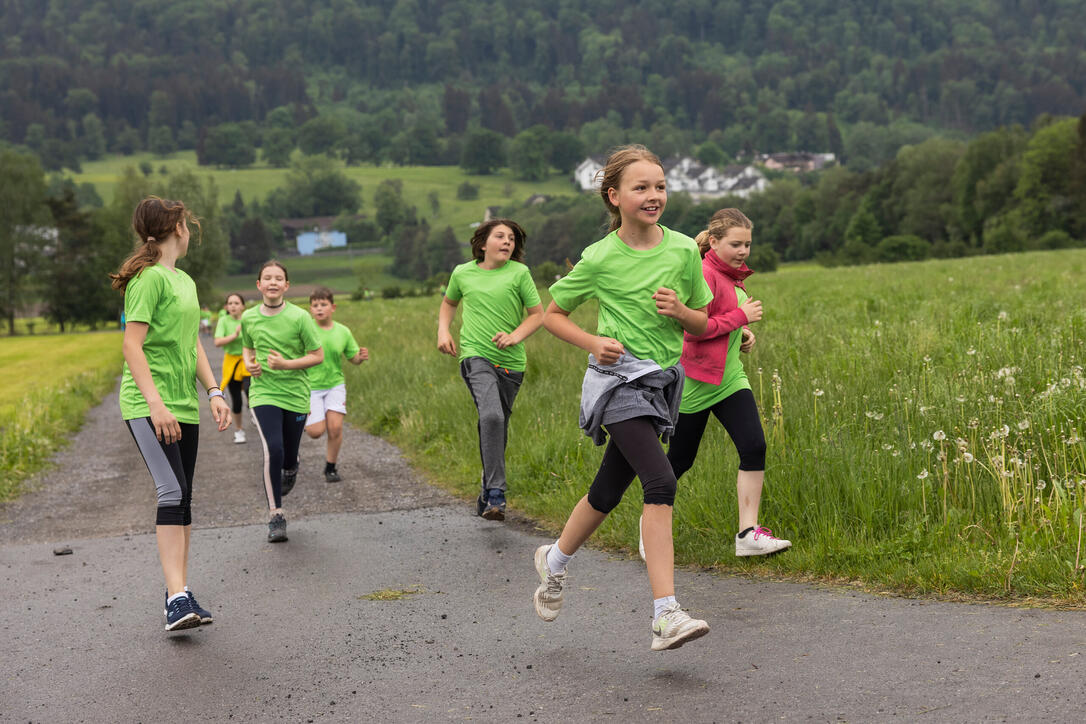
[2,342,1085,722]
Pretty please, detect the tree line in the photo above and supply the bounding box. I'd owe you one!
[2,0,1084,175]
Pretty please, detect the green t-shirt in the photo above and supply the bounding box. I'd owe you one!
[240,303,322,413]
[307,321,361,391]
[444,259,542,372]
[214,314,244,356]
[549,226,713,368]
[119,264,201,424]
[680,286,751,413]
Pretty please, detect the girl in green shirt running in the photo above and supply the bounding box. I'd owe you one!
[531,145,714,651]
[111,196,232,632]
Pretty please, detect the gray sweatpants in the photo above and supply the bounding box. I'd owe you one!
[459,356,524,494]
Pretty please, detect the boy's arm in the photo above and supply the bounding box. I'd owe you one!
[437,297,458,356]
[267,347,324,370]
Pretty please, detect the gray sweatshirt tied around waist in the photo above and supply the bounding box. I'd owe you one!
[578,352,685,446]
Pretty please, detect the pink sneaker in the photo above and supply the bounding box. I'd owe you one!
[735,526,792,556]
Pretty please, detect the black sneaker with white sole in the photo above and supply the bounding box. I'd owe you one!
[164,594,201,631]
[164,590,214,625]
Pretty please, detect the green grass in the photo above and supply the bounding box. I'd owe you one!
[68,151,579,239]
[217,252,402,296]
[0,331,123,501]
[332,250,1086,604]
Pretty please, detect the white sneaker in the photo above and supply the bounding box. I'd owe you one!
[651,603,709,651]
[533,544,566,622]
[233,430,246,444]
[735,526,792,556]
[637,515,646,562]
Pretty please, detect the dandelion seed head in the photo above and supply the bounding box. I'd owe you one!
[1017,419,1030,430]
[963,452,974,463]
[813,388,824,397]
[933,430,946,441]
[955,395,966,403]
[917,469,929,480]
[998,310,1008,321]
[967,418,979,429]
[967,348,977,356]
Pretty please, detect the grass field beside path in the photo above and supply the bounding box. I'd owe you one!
[0,331,123,502]
[68,151,579,239]
[333,250,1086,604]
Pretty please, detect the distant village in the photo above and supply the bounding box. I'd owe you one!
[288,151,837,254]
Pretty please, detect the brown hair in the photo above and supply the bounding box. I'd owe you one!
[225,292,245,306]
[257,260,289,281]
[110,196,200,292]
[597,144,664,232]
[470,218,526,263]
[694,208,753,258]
[309,286,334,304]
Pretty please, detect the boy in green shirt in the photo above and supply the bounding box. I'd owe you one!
[304,287,368,482]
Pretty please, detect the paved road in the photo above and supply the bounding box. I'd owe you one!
[2,344,1086,722]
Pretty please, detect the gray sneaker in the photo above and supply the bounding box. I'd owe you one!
[533,544,566,622]
[267,513,288,543]
[651,603,709,651]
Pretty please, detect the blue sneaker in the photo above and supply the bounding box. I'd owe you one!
[164,594,201,631]
[481,489,506,521]
[165,589,214,624]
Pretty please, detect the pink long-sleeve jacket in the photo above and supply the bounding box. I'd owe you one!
[678,251,753,386]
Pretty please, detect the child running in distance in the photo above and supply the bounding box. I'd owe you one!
[532,145,714,651]
[437,219,544,521]
[304,287,368,483]
[111,196,232,631]
[213,292,250,444]
[662,208,790,556]
[240,261,323,543]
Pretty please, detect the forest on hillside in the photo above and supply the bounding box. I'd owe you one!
[3,0,1085,172]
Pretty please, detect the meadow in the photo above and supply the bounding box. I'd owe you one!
[217,250,400,296]
[332,249,1086,604]
[0,331,123,501]
[69,151,578,239]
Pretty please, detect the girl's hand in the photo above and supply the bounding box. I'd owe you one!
[354,348,369,363]
[492,331,519,349]
[739,298,763,323]
[437,331,457,356]
[245,359,263,376]
[740,327,756,353]
[591,336,625,365]
[651,287,685,319]
[150,401,182,445]
[266,350,287,370]
[210,396,232,431]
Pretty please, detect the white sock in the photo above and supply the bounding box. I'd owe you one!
[546,540,573,574]
[654,595,677,619]
[167,591,188,605]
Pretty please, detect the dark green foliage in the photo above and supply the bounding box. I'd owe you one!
[876,235,930,263]
[200,123,256,168]
[456,182,480,200]
[264,155,362,218]
[42,189,117,330]
[460,130,506,175]
[231,217,275,275]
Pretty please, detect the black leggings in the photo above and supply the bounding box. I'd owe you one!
[125,417,199,526]
[586,417,677,513]
[227,377,250,414]
[251,405,308,509]
[667,388,766,479]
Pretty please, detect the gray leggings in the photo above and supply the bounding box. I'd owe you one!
[460,356,524,493]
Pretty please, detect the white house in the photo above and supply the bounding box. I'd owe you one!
[572,156,606,191]
[757,152,836,173]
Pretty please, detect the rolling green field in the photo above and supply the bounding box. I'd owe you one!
[0,331,123,501]
[216,251,401,297]
[68,151,579,239]
[331,250,1086,604]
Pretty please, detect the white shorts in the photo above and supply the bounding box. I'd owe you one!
[306,383,347,426]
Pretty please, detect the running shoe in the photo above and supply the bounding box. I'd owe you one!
[233,429,246,444]
[735,526,792,557]
[324,468,342,483]
[474,492,487,517]
[281,466,298,496]
[185,588,214,624]
[267,513,288,543]
[481,489,506,521]
[637,514,646,562]
[532,544,566,622]
[651,603,709,651]
[164,594,201,632]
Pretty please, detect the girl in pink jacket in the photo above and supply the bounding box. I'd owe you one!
[643,208,791,558]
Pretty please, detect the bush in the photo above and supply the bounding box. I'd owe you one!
[1037,230,1075,249]
[531,260,562,283]
[382,286,402,299]
[875,235,930,262]
[456,181,479,200]
[748,244,780,272]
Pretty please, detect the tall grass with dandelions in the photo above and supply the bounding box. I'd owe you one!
[336,249,1086,603]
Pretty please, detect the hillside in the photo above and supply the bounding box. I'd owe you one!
[3,0,1084,172]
